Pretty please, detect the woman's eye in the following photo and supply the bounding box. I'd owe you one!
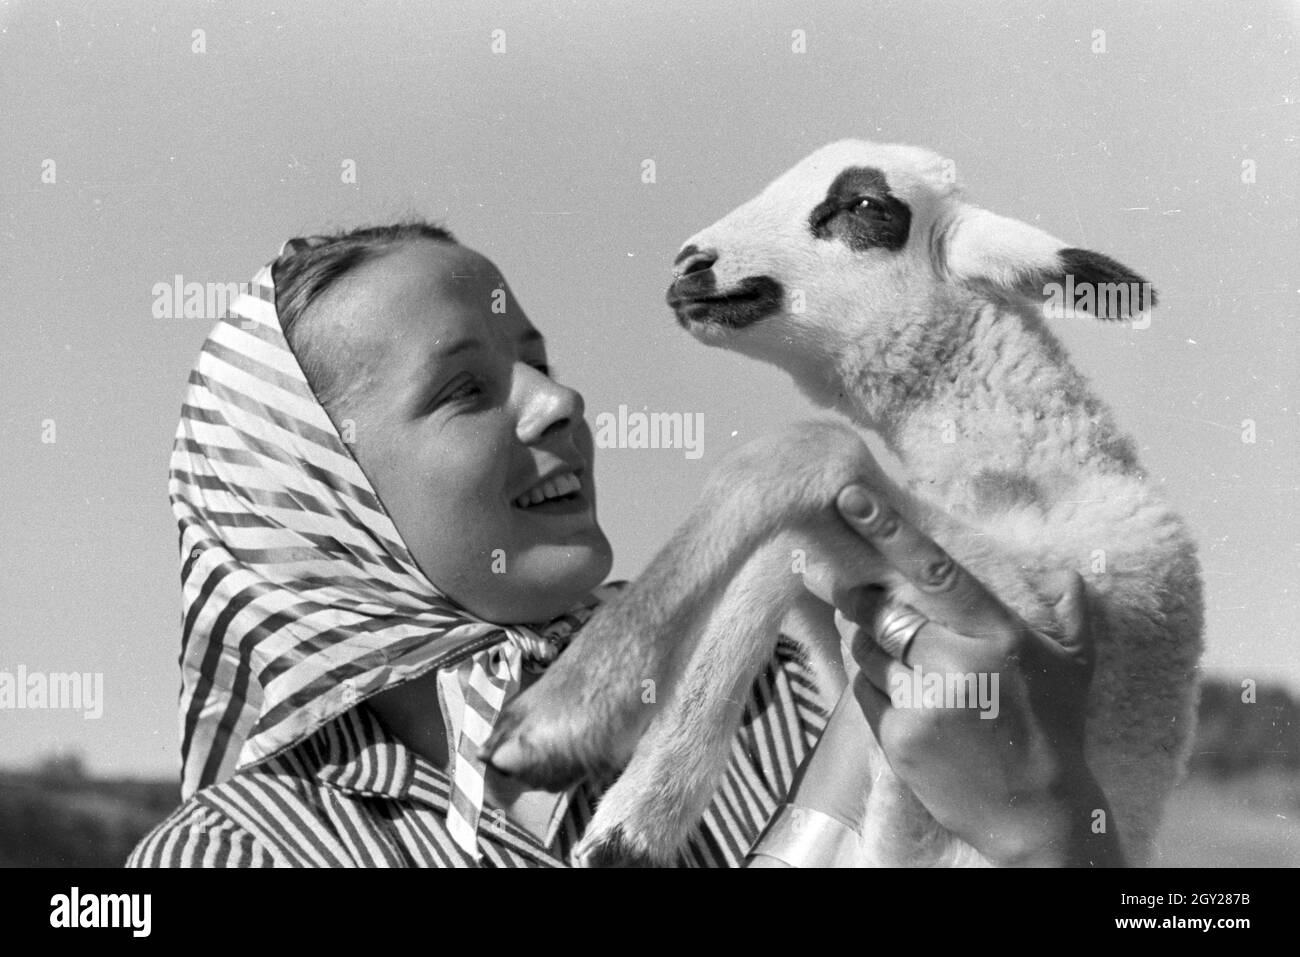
[445,378,483,403]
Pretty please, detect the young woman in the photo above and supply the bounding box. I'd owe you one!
[128,223,1121,867]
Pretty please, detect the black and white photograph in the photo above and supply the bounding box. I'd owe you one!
[1,0,1296,922]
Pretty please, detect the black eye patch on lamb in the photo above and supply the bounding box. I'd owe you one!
[808,166,912,252]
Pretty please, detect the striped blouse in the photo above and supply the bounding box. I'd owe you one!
[127,639,830,868]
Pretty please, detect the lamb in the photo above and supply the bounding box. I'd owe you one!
[485,140,1205,867]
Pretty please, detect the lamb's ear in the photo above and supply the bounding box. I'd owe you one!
[941,206,1157,320]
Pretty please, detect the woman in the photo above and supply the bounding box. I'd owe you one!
[128,222,1121,867]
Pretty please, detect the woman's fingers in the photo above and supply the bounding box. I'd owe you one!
[851,629,913,696]
[840,601,963,677]
[1052,571,1097,668]
[1021,570,1099,695]
[836,486,1015,640]
[852,670,891,735]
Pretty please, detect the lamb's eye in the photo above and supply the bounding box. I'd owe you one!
[807,169,912,250]
[852,196,887,216]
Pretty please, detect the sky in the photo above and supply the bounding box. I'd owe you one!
[1,0,1296,777]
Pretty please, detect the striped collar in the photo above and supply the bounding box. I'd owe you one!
[301,703,414,798]
[294,702,575,864]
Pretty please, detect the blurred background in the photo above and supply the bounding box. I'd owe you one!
[1,0,1296,866]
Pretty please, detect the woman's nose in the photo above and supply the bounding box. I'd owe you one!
[516,368,584,444]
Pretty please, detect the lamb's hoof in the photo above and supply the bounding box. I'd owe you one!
[575,827,660,868]
[481,700,593,790]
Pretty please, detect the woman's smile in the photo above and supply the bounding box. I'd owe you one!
[511,466,591,516]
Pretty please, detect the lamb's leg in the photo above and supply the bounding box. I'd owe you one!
[575,521,888,866]
[574,552,792,865]
[481,517,740,790]
[485,421,890,789]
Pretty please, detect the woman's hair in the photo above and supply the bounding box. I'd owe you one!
[271,220,457,413]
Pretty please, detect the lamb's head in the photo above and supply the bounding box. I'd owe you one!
[667,139,1157,408]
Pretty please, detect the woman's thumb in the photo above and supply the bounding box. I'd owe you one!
[1052,571,1097,667]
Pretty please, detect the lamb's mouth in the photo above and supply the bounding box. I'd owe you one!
[666,275,785,331]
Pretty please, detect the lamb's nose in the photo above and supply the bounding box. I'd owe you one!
[673,245,717,278]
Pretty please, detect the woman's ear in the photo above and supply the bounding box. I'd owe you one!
[940,205,1157,321]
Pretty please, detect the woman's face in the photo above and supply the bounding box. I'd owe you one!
[302,239,613,622]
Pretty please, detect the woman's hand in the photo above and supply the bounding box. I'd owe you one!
[802,484,1125,867]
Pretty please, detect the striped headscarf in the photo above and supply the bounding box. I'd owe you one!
[170,244,616,860]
